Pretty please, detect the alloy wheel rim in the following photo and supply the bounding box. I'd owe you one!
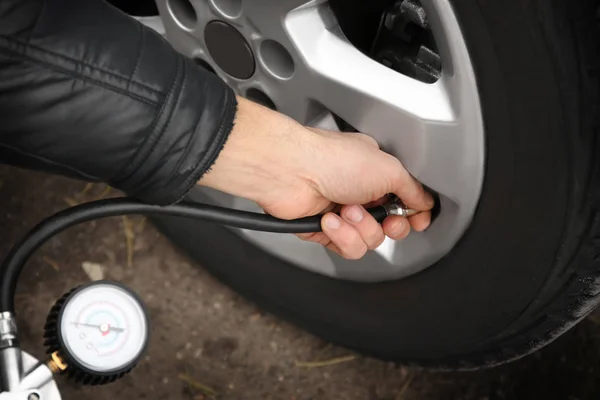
[143,0,485,282]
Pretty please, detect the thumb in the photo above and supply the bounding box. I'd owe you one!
[391,166,435,211]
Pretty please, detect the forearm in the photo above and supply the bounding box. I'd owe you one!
[0,0,237,205]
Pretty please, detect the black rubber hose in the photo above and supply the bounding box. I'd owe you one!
[0,197,388,313]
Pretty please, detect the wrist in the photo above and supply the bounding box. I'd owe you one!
[198,96,321,204]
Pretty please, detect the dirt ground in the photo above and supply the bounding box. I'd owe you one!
[2,166,600,400]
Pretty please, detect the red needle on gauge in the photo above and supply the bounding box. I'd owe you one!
[71,322,125,333]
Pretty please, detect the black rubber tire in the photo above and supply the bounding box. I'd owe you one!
[155,0,600,368]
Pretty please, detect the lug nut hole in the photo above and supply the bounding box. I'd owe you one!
[259,40,295,80]
[167,0,197,31]
[210,0,242,18]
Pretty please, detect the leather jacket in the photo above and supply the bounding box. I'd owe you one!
[0,0,237,205]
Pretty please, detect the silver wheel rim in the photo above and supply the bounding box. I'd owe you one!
[142,0,485,282]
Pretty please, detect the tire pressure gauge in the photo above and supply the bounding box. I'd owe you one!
[43,281,150,385]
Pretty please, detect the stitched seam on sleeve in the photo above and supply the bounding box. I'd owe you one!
[1,35,164,97]
[112,54,184,184]
[0,45,160,107]
[0,142,101,181]
[128,23,144,91]
[169,119,199,178]
[167,67,199,177]
[136,58,187,177]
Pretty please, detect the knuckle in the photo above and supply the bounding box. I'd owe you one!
[335,231,366,259]
[389,233,405,241]
[398,225,411,239]
[336,227,360,246]
[363,135,380,148]
[353,133,380,148]
[343,245,368,260]
[366,229,385,249]
[371,233,386,249]
[389,228,409,241]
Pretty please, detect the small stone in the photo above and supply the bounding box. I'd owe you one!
[213,302,222,310]
[163,377,169,384]
[194,348,203,358]
[185,342,193,350]
[176,352,184,360]
[81,261,105,281]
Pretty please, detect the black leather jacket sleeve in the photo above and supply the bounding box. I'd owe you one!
[0,0,237,205]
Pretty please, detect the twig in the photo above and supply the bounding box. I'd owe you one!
[295,355,356,368]
[137,216,147,233]
[80,182,94,195]
[395,375,414,400]
[42,256,60,271]
[63,197,79,207]
[94,185,112,200]
[178,374,218,397]
[121,216,135,267]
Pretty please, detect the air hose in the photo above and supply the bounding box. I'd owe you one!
[0,197,415,313]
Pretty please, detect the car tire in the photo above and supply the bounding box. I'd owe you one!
[154,0,600,368]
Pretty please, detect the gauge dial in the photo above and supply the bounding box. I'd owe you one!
[44,281,150,384]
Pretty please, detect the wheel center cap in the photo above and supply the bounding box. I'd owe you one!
[204,21,255,80]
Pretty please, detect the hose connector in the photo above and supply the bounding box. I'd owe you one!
[0,312,17,350]
[382,202,420,218]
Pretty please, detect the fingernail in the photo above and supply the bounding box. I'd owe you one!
[325,215,341,230]
[390,219,405,237]
[345,205,363,223]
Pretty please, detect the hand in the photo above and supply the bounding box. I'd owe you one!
[199,97,434,259]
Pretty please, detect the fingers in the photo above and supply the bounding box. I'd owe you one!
[317,205,385,259]
[320,212,369,260]
[340,205,385,250]
[390,161,435,212]
[382,215,411,240]
[408,210,431,232]
[298,204,421,260]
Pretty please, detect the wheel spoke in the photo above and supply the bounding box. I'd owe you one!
[284,5,475,204]
[242,0,323,43]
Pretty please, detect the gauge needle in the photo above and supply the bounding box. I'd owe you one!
[71,322,125,333]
